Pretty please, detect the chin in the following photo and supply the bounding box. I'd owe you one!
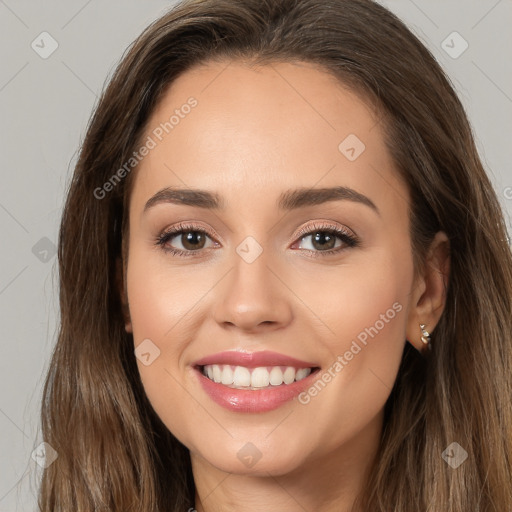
[190,436,310,477]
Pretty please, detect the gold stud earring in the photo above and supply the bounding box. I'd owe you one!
[419,323,431,348]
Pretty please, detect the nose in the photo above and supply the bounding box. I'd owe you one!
[213,249,293,333]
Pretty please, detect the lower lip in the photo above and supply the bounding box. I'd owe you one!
[194,367,319,413]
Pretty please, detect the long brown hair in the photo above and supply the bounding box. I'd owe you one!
[39,0,512,510]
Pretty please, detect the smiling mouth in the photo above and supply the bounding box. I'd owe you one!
[198,364,320,390]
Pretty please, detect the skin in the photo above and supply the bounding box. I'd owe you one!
[120,60,450,512]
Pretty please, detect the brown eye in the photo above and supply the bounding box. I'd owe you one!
[179,231,207,251]
[308,232,337,251]
[156,224,218,257]
[293,223,359,256]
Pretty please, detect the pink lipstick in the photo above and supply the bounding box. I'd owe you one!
[192,350,320,413]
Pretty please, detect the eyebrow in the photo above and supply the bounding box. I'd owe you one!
[143,186,379,215]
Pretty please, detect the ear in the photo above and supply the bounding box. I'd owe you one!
[406,231,450,353]
[116,257,133,333]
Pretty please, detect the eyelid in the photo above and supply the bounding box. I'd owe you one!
[292,220,357,242]
[156,219,359,257]
[155,221,219,257]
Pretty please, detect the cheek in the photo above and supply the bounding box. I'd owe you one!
[125,248,210,443]
[125,244,217,344]
[290,245,412,352]
[295,249,413,442]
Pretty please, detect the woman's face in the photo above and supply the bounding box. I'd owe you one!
[124,60,421,476]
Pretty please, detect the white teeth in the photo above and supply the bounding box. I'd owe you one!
[269,367,283,386]
[251,367,270,388]
[295,368,311,381]
[233,366,251,387]
[202,364,313,389]
[283,367,295,384]
[212,365,222,383]
[221,365,233,385]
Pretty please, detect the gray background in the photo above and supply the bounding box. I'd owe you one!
[0,1,511,509]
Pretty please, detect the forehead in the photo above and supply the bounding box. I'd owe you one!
[131,59,407,220]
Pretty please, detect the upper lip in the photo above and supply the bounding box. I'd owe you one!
[193,350,318,368]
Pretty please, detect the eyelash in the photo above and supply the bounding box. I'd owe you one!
[155,221,360,258]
